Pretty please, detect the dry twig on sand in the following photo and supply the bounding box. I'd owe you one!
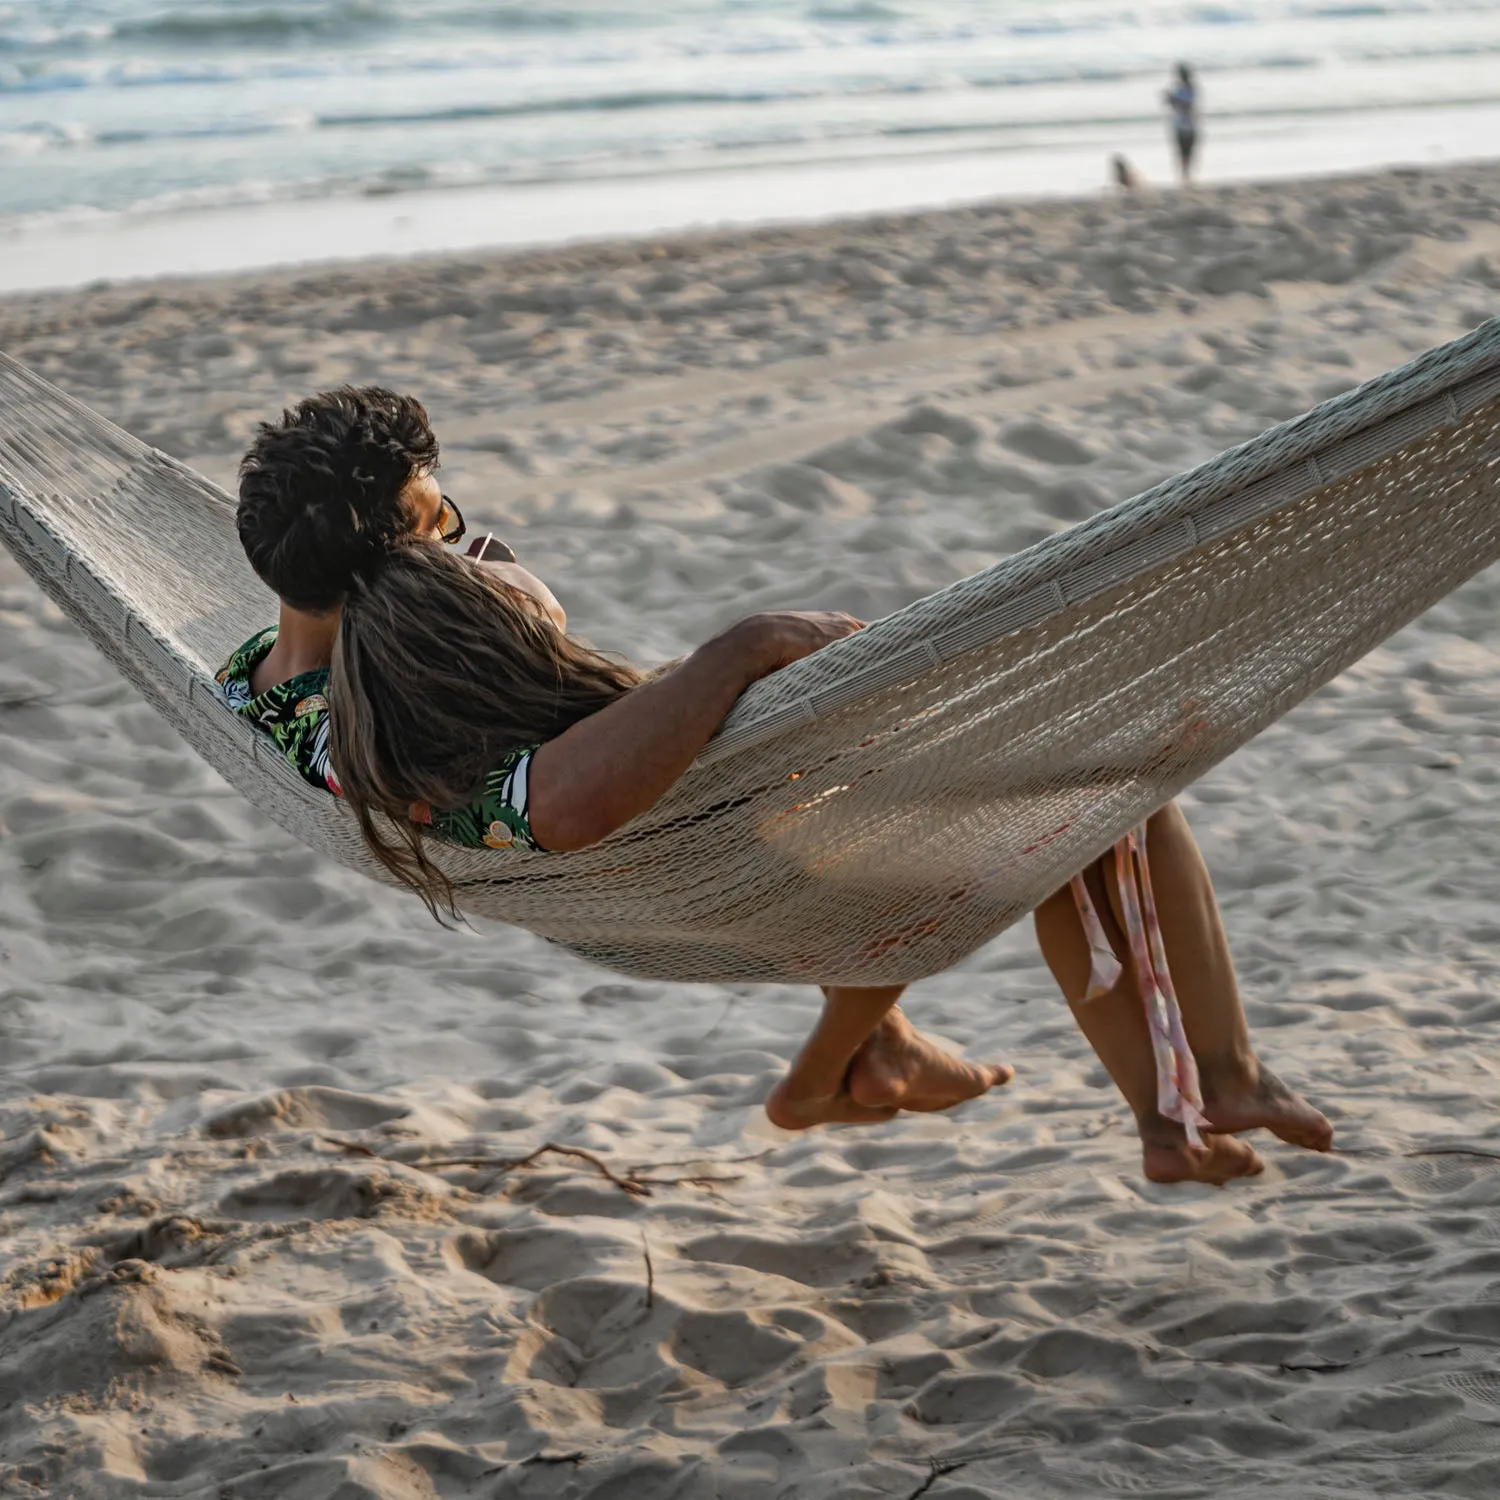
[319,1135,758,1197]
[640,1227,655,1310]
[400,1143,652,1196]
[904,1458,971,1499]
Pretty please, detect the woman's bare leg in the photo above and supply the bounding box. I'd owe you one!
[1034,802,1330,1182]
[1035,864,1264,1184]
[1140,803,1331,1150]
[766,986,1012,1130]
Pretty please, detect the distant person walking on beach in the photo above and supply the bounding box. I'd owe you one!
[1164,63,1199,184]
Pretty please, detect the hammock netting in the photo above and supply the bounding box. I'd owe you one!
[2,321,1499,985]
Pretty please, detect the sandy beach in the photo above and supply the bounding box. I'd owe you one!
[5,161,1500,1496]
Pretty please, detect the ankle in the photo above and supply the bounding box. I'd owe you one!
[1133,1108,1185,1145]
[874,1006,912,1041]
[1194,1047,1259,1100]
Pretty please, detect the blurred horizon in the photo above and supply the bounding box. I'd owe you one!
[4,0,1500,286]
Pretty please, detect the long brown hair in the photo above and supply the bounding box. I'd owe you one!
[328,541,642,920]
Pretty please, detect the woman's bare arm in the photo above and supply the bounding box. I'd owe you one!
[527,611,861,852]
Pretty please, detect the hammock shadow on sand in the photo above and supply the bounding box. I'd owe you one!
[2,320,1499,986]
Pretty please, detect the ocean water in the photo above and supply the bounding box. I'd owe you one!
[3,0,1500,281]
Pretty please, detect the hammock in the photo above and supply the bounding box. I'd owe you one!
[2,323,1499,987]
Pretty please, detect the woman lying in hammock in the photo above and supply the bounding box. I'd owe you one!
[223,387,1331,1185]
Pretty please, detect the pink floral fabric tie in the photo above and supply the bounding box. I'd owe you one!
[1069,824,1209,1146]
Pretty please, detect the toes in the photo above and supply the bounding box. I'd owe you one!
[1270,1114,1332,1151]
[1237,1143,1267,1177]
[1209,1139,1265,1183]
[948,1063,1009,1101]
[1143,1136,1264,1185]
[1287,1109,1334,1152]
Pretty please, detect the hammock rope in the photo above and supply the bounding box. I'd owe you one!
[2,320,1499,986]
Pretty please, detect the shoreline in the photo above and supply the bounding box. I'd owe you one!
[2,100,1498,296]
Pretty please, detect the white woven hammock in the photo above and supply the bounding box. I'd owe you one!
[3,323,1499,985]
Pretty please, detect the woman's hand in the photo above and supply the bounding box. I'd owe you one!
[730,610,865,681]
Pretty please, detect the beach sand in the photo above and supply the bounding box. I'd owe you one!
[4,162,1500,1497]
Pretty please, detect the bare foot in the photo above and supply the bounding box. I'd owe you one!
[1139,1119,1265,1185]
[846,1009,1013,1114]
[765,1010,1011,1130]
[1200,1060,1333,1152]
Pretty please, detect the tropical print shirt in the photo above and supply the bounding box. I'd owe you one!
[215,627,542,852]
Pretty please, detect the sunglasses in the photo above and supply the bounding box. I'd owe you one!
[436,494,466,546]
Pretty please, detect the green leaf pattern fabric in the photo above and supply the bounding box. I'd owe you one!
[215,627,540,852]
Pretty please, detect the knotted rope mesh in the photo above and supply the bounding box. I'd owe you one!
[2,321,1498,985]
